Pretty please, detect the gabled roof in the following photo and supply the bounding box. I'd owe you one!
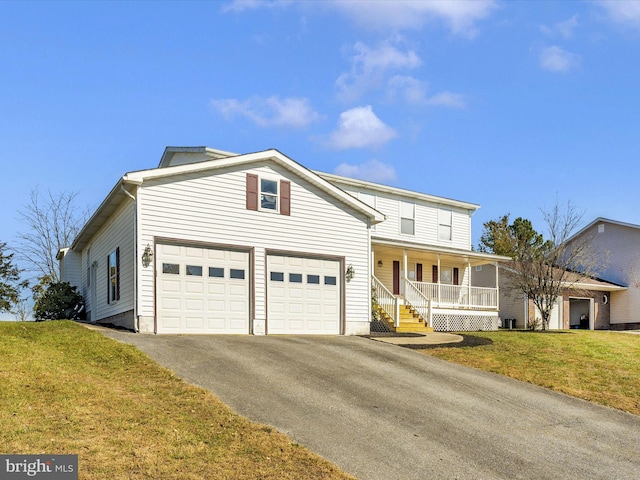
[498,262,626,292]
[568,217,640,243]
[316,172,480,212]
[70,147,385,251]
[158,146,237,167]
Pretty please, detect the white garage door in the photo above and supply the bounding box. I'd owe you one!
[535,297,562,330]
[267,255,341,334]
[156,243,250,334]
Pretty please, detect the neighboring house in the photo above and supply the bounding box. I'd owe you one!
[473,264,625,330]
[58,146,508,335]
[564,218,640,330]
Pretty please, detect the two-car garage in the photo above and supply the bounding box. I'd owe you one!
[155,242,342,334]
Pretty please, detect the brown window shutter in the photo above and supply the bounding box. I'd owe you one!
[246,174,258,211]
[432,265,438,283]
[280,180,290,216]
[453,267,459,286]
[116,247,121,301]
[416,263,423,282]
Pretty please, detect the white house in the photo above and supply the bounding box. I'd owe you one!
[565,218,640,330]
[59,146,507,335]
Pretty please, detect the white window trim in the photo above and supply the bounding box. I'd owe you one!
[400,201,415,236]
[259,176,280,213]
[438,208,453,242]
[108,249,119,303]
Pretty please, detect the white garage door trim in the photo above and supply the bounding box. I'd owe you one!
[156,242,251,334]
[266,253,343,335]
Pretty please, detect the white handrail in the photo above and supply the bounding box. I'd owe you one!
[409,281,498,309]
[372,276,398,326]
[404,279,431,327]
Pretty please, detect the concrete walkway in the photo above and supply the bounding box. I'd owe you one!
[369,332,463,346]
[95,327,640,480]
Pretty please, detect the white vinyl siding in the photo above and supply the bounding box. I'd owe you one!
[337,185,472,250]
[81,200,135,328]
[137,162,371,334]
[59,249,82,290]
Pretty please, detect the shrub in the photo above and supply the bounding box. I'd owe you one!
[33,281,84,321]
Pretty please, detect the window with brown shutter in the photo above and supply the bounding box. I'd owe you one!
[432,265,438,283]
[246,173,258,211]
[453,267,459,286]
[280,180,290,216]
[107,247,120,303]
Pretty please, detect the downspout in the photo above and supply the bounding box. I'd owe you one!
[120,183,139,332]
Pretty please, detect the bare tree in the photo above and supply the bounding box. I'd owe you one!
[11,298,31,321]
[15,189,86,283]
[480,201,603,330]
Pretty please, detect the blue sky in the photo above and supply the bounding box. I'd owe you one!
[2,0,640,255]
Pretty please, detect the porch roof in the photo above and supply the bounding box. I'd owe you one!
[372,237,511,266]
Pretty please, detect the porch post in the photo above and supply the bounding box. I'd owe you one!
[467,261,472,308]
[437,255,441,303]
[495,262,500,310]
[403,249,408,294]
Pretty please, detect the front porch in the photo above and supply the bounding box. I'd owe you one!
[371,241,505,332]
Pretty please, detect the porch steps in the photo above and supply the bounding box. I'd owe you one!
[375,304,433,333]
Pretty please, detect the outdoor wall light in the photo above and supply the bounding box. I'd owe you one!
[377,260,383,267]
[346,264,355,282]
[142,244,154,268]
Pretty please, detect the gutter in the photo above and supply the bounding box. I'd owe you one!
[120,184,140,333]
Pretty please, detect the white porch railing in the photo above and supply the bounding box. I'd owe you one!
[372,276,399,327]
[408,281,498,309]
[404,280,431,328]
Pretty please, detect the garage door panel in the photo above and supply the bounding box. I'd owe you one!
[157,243,250,334]
[267,255,341,334]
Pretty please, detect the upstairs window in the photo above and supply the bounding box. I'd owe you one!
[400,201,415,235]
[438,209,452,241]
[246,174,290,215]
[261,179,278,210]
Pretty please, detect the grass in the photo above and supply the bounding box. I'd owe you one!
[0,321,353,479]
[419,330,640,416]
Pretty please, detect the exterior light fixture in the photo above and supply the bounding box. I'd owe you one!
[346,264,355,282]
[377,260,383,267]
[142,244,154,268]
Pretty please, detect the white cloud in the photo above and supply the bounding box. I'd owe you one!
[540,15,579,38]
[330,0,498,37]
[336,40,422,101]
[540,46,581,73]
[211,96,321,128]
[224,0,497,36]
[594,0,640,29]
[326,106,397,150]
[222,0,293,13]
[425,91,466,108]
[334,159,398,183]
[387,76,466,108]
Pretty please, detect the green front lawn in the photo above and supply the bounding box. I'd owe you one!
[420,330,640,415]
[0,321,353,479]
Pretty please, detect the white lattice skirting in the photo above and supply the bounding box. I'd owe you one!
[432,314,500,332]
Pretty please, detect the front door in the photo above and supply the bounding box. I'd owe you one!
[393,261,400,295]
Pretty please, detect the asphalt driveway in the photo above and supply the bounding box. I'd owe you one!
[99,330,640,480]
